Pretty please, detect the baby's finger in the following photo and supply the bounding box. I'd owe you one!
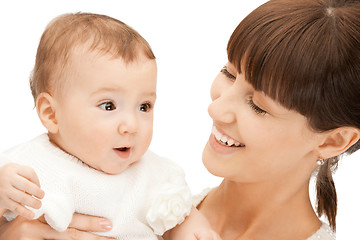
[11,175,45,200]
[194,232,212,240]
[211,231,223,240]
[194,230,223,240]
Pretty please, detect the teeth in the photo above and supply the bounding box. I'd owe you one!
[212,126,244,147]
[221,136,228,143]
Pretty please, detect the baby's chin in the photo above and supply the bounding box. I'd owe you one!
[99,161,138,175]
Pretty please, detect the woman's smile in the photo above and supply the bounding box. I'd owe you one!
[208,126,245,154]
[212,126,244,147]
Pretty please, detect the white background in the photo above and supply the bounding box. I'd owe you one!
[0,1,358,238]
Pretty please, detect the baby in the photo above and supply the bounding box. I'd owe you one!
[0,12,215,240]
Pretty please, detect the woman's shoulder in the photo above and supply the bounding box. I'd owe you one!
[306,222,336,240]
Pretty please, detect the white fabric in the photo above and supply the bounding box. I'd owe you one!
[1,134,192,240]
[193,189,336,240]
[306,222,336,240]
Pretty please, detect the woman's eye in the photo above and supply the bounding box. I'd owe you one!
[220,66,236,81]
[98,101,116,111]
[247,98,267,115]
[138,102,152,112]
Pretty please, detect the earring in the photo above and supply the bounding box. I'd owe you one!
[316,157,325,166]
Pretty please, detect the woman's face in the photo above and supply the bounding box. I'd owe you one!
[202,63,322,183]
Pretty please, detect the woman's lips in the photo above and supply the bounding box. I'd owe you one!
[212,126,245,147]
[208,126,245,154]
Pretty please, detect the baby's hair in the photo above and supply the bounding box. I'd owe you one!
[30,12,155,102]
[227,0,360,231]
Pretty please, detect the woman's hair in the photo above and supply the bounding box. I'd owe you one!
[30,12,155,102]
[227,0,360,231]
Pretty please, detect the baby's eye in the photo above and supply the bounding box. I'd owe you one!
[98,101,116,111]
[138,102,152,112]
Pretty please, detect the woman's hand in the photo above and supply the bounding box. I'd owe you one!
[0,163,45,219]
[0,214,116,240]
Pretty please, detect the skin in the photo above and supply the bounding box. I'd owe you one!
[0,46,220,239]
[2,60,358,240]
[0,214,116,240]
[2,29,360,240]
[0,47,157,240]
[198,62,359,240]
[0,163,44,220]
[41,47,157,175]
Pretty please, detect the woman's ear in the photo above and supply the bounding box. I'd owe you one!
[317,127,360,159]
[36,92,58,134]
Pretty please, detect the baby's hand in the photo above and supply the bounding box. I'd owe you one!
[194,229,222,240]
[0,163,45,219]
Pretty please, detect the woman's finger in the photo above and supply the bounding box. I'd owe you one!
[69,213,113,233]
[16,165,41,187]
[0,208,6,217]
[10,216,117,240]
[8,201,35,220]
[12,172,45,200]
[9,187,42,210]
[46,228,117,240]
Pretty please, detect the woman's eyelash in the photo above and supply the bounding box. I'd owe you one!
[247,98,267,115]
[220,67,236,80]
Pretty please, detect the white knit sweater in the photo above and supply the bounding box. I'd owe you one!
[1,134,193,240]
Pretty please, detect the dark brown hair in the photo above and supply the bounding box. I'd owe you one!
[30,12,155,102]
[227,0,360,231]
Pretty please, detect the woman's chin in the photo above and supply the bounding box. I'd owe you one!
[202,143,226,178]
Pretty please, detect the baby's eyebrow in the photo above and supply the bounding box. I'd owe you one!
[90,87,124,96]
[144,92,157,98]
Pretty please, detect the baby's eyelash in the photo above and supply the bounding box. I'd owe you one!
[220,66,236,80]
[247,98,267,115]
[138,102,153,112]
[98,101,116,111]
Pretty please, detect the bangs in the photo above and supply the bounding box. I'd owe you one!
[227,0,360,130]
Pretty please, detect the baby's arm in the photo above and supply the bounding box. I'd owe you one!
[163,207,222,240]
[0,163,45,219]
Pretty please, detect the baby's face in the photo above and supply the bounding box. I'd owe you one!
[50,49,157,174]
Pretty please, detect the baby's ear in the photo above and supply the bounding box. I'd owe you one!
[36,92,58,134]
[317,127,360,159]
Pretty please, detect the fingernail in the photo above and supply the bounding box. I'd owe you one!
[100,219,112,230]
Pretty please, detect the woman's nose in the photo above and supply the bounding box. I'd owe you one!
[118,111,138,135]
[208,84,237,124]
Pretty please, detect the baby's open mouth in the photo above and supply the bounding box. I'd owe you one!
[113,147,131,159]
[116,147,130,152]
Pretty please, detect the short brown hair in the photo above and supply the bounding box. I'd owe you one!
[30,12,155,102]
[227,0,360,231]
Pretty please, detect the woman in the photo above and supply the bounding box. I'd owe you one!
[1,0,359,239]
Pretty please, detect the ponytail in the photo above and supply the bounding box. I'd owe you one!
[315,157,339,231]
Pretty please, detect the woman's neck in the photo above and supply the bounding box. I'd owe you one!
[198,177,321,240]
